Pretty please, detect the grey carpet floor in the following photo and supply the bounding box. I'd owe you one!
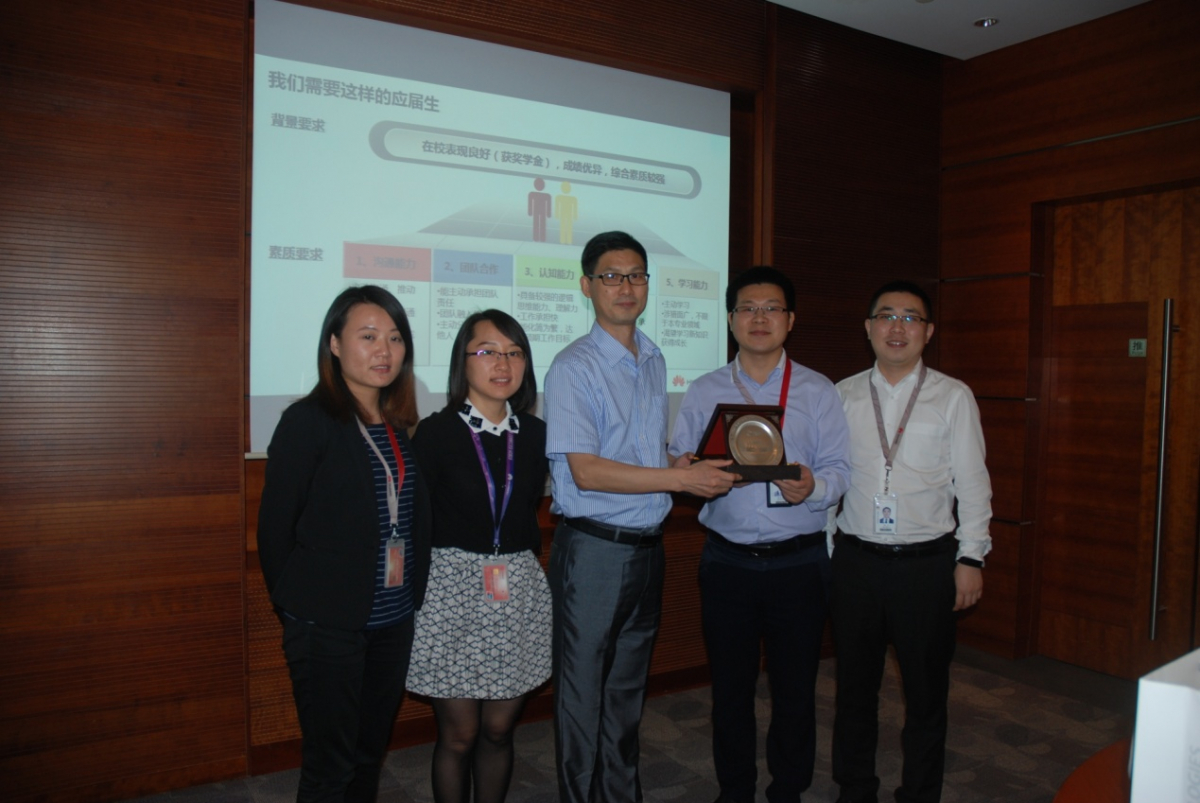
[123,646,1135,803]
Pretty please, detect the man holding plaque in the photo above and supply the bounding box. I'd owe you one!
[670,265,850,803]
[830,280,992,803]
[544,230,738,803]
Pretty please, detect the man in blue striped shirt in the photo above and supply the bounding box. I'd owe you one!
[544,230,737,803]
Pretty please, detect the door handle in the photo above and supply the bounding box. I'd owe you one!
[1150,298,1178,640]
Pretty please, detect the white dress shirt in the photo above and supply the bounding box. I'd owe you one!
[835,361,992,562]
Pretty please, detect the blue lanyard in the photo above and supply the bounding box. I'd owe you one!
[469,428,515,555]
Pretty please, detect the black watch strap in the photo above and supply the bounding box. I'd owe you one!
[957,556,984,569]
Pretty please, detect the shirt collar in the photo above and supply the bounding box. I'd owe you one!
[871,359,924,395]
[588,320,660,367]
[458,400,519,436]
[733,351,787,388]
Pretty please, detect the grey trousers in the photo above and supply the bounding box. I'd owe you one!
[548,520,665,803]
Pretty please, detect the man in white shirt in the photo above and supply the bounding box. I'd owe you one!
[831,280,992,803]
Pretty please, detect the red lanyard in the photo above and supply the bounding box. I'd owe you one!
[732,355,792,421]
[384,422,407,496]
[357,418,407,537]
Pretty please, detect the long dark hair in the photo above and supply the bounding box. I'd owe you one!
[309,285,418,428]
[446,310,536,415]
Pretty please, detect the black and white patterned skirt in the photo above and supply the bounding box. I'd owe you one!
[407,546,553,699]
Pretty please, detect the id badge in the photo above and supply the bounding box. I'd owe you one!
[767,482,789,508]
[482,557,510,603]
[873,493,898,535]
[385,539,405,588]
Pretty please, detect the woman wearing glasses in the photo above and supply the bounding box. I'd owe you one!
[408,310,552,803]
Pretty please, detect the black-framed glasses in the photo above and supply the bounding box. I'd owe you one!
[732,305,789,317]
[466,349,527,362]
[586,272,651,286]
[869,313,929,325]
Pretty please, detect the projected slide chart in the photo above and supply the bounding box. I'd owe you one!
[249,0,730,453]
[343,224,721,393]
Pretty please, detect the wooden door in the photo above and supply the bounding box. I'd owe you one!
[1036,303,1148,676]
[1034,186,1200,679]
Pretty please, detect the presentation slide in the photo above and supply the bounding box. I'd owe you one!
[249,0,731,453]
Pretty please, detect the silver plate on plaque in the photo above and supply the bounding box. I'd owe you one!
[728,414,784,466]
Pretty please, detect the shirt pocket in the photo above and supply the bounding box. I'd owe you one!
[900,421,948,472]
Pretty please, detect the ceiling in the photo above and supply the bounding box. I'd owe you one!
[770,0,1153,60]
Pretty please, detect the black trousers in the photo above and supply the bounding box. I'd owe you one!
[282,616,415,803]
[699,536,829,803]
[830,542,957,803]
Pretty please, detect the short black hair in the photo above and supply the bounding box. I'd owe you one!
[580,231,647,276]
[446,309,537,415]
[867,280,933,321]
[725,265,795,312]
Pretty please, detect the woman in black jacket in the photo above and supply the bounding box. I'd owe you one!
[257,285,431,803]
[408,310,551,803]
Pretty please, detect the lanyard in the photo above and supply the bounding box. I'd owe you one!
[469,429,515,555]
[731,356,792,425]
[356,418,406,537]
[868,364,927,494]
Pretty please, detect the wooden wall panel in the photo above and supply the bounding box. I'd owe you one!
[940,0,1200,661]
[938,277,1030,399]
[958,521,1026,657]
[941,121,1200,280]
[0,0,248,800]
[941,0,1200,168]
[770,6,941,385]
[976,399,1027,525]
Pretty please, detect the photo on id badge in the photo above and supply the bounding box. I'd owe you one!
[874,494,897,535]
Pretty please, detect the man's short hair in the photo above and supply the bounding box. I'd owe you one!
[580,231,647,276]
[725,265,795,313]
[867,280,934,321]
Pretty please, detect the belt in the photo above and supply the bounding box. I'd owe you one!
[564,517,664,547]
[837,531,956,559]
[707,529,825,557]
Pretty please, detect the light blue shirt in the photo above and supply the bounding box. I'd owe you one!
[545,321,671,527]
[670,354,851,543]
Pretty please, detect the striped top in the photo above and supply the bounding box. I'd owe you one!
[363,423,415,628]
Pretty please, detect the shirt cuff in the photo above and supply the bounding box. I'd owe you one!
[955,536,991,564]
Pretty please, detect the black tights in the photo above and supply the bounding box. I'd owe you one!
[430,696,528,803]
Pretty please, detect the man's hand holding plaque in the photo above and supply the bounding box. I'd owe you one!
[690,403,802,482]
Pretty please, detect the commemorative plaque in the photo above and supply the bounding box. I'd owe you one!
[691,403,800,482]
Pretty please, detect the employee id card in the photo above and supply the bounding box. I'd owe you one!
[874,493,898,535]
[482,557,510,603]
[385,539,405,588]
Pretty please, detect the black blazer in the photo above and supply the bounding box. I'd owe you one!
[257,396,432,630]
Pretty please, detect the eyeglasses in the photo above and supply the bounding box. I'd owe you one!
[587,272,650,286]
[732,305,789,317]
[869,313,929,325]
[466,349,526,362]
